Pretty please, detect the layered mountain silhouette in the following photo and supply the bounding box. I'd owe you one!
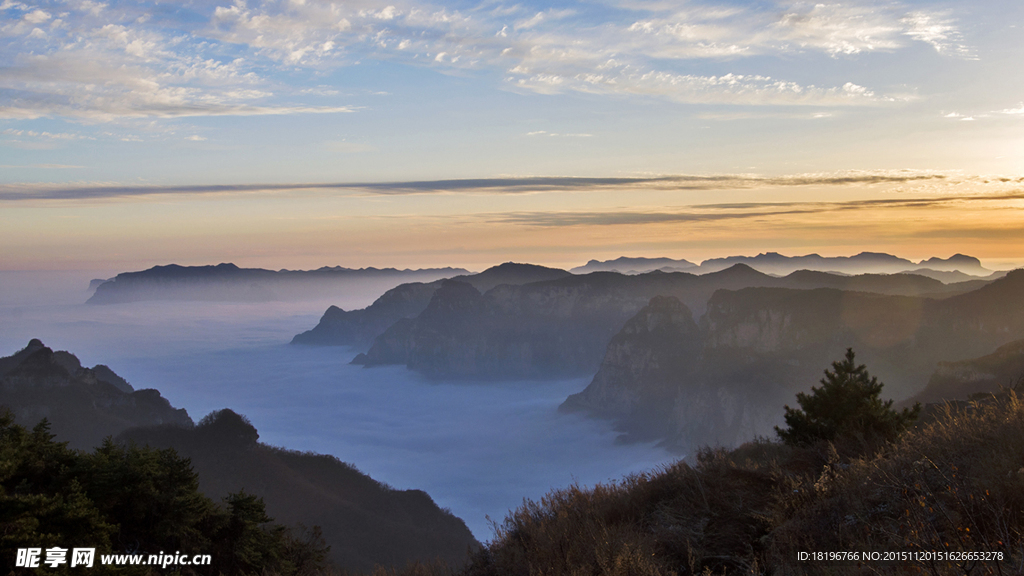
[346,264,990,379]
[292,262,571,348]
[0,341,478,571]
[572,252,997,277]
[563,270,1024,451]
[87,263,470,304]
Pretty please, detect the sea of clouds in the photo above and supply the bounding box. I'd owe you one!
[0,271,674,540]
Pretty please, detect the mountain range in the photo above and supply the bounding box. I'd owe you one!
[571,252,998,278]
[334,264,991,379]
[563,269,1024,450]
[289,256,1024,452]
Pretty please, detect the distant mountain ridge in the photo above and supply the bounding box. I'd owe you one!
[87,262,471,304]
[572,252,997,277]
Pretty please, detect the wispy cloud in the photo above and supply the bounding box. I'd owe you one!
[0,171,956,201]
[490,191,1024,227]
[525,131,593,137]
[0,163,85,169]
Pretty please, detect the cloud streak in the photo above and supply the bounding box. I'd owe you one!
[0,171,959,201]
[491,191,1024,227]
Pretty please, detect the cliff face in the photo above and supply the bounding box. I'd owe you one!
[560,296,701,439]
[293,262,573,349]
[360,275,659,378]
[357,265,988,381]
[906,338,1024,406]
[0,339,192,449]
[292,281,441,348]
[563,270,1024,452]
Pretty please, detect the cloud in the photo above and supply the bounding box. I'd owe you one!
[0,163,84,168]
[490,191,1024,227]
[0,0,972,120]
[0,0,357,120]
[901,11,973,58]
[2,128,93,140]
[0,171,955,202]
[997,103,1024,115]
[525,131,593,137]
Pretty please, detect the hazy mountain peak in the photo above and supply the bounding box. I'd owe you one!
[480,262,566,274]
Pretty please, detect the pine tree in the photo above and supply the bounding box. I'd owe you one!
[776,348,920,447]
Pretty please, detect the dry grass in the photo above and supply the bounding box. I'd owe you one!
[454,393,1024,576]
[769,394,1024,574]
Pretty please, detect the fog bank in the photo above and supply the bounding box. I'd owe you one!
[0,271,673,540]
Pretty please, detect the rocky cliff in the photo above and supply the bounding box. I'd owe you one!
[560,296,701,440]
[356,265,993,380]
[562,270,1024,452]
[904,338,1024,406]
[293,262,573,349]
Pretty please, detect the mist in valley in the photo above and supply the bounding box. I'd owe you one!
[0,270,674,540]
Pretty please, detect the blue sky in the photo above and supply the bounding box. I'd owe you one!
[1,0,1022,270]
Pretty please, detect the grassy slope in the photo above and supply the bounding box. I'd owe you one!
[445,394,1024,576]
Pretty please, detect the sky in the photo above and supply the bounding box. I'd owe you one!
[2,0,1023,272]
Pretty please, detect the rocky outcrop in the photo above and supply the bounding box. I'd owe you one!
[0,339,192,449]
[359,274,660,378]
